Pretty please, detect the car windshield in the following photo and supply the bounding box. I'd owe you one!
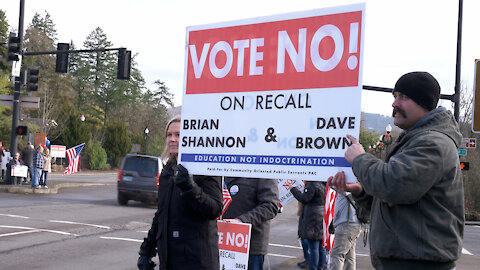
[123,156,158,177]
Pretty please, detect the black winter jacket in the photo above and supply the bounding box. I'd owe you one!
[291,181,326,240]
[141,161,223,270]
[223,177,279,255]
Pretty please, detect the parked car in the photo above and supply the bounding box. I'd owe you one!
[117,154,163,205]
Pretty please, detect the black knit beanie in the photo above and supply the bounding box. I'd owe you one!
[392,72,440,111]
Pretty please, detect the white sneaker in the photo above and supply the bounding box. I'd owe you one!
[43,185,48,189]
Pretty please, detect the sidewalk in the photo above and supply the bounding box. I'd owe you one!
[0,169,117,194]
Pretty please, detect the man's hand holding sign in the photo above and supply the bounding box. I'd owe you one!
[327,134,365,194]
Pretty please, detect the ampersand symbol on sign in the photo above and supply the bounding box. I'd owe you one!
[265,127,277,142]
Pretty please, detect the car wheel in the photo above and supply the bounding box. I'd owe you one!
[118,192,129,205]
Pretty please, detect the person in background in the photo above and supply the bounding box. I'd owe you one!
[329,191,362,270]
[20,142,34,184]
[288,181,327,270]
[328,71,464,270]
[11,152,23,185]
[40,148,54,189]
[31,144,44,189]
[137,116,223,270]
[222,177,279,270]
[1,147,10,181]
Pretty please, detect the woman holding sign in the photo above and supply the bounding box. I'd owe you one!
[288,181,327,270]
[137,116,223,270]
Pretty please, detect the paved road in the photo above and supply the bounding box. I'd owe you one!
[1,173,479,269]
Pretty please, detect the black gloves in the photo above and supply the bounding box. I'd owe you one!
[174,164,201,198]
[138,238,156,270]
[137,255,155,270]
[174,164,193,191]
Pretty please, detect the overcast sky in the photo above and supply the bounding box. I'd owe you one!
[3,0,479,117]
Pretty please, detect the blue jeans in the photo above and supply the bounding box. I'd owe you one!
[301,238,310,262]
[40,171,48,186]
[319,245,327,269]
[31,167,42,188]
[306,239,319,270]
[301,238,326,270]
[248,254,264,270]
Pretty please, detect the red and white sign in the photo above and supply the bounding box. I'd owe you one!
[461,138,476,149]
[277,179,305,207]
[180,4,365,182]
[50,145,66,158]
[217,221,252,270]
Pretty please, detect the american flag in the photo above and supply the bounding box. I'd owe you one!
[323,185,337,250]
[221,178,232,216]
[64,143,85,175]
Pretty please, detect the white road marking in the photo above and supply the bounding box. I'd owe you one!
[462,248,473,255]
[0,229,42,237]
[49,220,110,229]
[267,253,297,258]
[269,243,302,250]
[0,213,29,219]
[0,225,79,237]
[137,230,149,233]
[100,236,143,243]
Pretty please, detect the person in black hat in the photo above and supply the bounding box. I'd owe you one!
[328,71,464,270]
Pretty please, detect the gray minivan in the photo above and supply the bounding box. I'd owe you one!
[117,154,163,205]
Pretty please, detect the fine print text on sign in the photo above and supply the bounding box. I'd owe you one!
[179,4,365,182]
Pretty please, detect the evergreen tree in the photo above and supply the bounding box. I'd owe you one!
[75,27,144,126]
[55,103,91,147]
[103,120,132,167]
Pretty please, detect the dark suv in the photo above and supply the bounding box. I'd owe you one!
[117,154,163,205]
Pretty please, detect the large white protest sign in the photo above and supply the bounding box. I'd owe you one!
[217,221,252,270]
[179,4,365,182]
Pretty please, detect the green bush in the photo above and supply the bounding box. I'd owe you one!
[88,141,108,170]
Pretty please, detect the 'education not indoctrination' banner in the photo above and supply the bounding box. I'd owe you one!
[179,4,365,182]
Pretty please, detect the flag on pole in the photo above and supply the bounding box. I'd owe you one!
[64,143,85,175]
[323,185,337,250]
[221,178,232,216]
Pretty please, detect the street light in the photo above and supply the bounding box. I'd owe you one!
[144,127,149,154]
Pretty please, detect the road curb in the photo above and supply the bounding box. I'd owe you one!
[0,182,114,194]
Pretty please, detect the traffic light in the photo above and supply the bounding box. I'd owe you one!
[27,67,39,91]
[16,125,28,136]
[55,43,70,73]
[7,32,21,63]
[460,161,469,171]
[117,48,131,80]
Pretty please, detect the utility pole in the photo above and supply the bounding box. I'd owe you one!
[453,0,463,121]
[10,0,25,159]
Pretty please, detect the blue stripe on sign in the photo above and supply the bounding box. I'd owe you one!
[180,153,351,167]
